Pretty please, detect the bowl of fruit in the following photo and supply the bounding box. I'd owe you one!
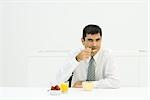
[49,85,61,95]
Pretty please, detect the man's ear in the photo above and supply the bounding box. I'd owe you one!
[81,38,85,45]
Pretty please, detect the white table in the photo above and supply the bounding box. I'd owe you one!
[0,87,149,100]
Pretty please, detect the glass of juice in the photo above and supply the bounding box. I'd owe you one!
[60,81,69,93]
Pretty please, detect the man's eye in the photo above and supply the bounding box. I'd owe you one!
[96,39,100,41]
[88,39,93,42]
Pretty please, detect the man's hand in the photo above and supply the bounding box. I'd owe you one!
[73,81,83,88]
[76,48,91,62]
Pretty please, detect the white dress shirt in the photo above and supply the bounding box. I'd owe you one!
[56,47,120,89]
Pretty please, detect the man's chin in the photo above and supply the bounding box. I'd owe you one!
[91,48,100,56]
[91,51,97,56]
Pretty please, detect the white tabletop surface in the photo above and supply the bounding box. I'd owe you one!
[0,87,149,100]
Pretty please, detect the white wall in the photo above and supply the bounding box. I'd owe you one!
[0,0,149,87]
[148,0,150,87]
[0,8,1,83]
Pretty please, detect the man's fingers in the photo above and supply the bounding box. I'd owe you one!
[73,84,82,88]
[91,49,97,53]
[73,81,83,88]
[84,48,91,53]
[77,48,92,61]
[83,52,91,57]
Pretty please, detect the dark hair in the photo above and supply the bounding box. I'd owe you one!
[82,24,102,40]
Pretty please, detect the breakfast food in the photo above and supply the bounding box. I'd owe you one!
[60,82,69,92]
[49,82,69,95]
[51,85,60,90]
[50,85,61,95]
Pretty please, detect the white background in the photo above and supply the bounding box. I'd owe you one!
[0,0,149,87]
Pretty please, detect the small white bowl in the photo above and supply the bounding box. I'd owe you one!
[49,90,61,95]
[82,81,94,91]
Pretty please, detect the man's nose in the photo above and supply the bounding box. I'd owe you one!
[92,41,97,46]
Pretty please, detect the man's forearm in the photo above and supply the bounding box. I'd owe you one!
[93,77,120,89]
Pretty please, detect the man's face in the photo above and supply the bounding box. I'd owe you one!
[82,33,102,56]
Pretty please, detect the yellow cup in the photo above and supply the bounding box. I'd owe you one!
[82,81,94,91]
[60,82,69,93]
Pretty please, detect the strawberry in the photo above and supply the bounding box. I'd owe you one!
[55,85,60,90]
[51,86,55,90]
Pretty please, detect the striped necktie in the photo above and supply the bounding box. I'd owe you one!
[87,57,96,81]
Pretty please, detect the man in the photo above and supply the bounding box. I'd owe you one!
[56,24,120,89]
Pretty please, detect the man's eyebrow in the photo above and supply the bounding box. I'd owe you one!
[88,38,101,41]
[96,38,101,40]
[87,39,93,40]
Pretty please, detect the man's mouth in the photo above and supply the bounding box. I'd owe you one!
[90,47,97,50]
